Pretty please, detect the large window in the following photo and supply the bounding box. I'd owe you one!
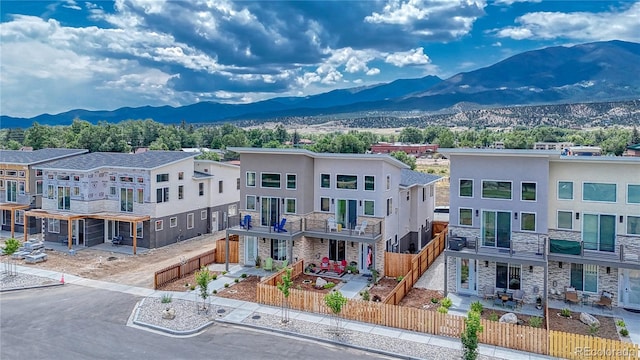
[459,179,473,197]
[520,212,536,232]
[329,239,346,261]
[129,222,143,238]
[386,198,393,216]
[482,181,512,199]
[583,182,616,202]
[136,189,144,204]
[15,210,24,225]
[521,182,536,201]
[120,188,133,212]
[571,263,597,293]
[156,187,169,203]
[285,198,296,214]
[187,213,194,229]
[320,174,330,188]
[271,239,287,261]
[57,186,70,210]
[261,173,281,188]
[364,200,374,216]
[36,180,43,195]
[496,263,520,290]
[583,214,615,252]
[628,184,640,204]
[246,195,256,210]
[156,173,169,182]
[336,175,357,190]
[48,219,60,233]
[287,174,296,190]
[557,211,573,229]
[558,181,573,200]
[459,208,472,226]
[320,197,330,212]
[482,211,511,248]
[628,216,640,235]
[364,176,375,191]
[218,180,223,193]
[178,185,184,200]
[6,180,17,202]
[246,172,256,187]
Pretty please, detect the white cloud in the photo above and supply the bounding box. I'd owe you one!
[492,41,502,47]
[493,0,541,6]
[495,2,640,42]
[366,68,381,76]
[385,47,431,67]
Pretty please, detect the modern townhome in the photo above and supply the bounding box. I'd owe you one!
[0,148,88,238]
[23,151,239,253]
[441,148,640,310]
[224,147,441,276]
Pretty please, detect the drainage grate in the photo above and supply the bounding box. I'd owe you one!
[251,315,261,320]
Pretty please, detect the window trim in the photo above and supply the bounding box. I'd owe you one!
[320,173,330,189]
[582,213,616,252]
[459,179,473,198]
[627,184,640,204]
[129,222,143,238]
[557,210,573,230]
[627,216,640,236]
[520,212,536,232]
[364,175,375,191]
[459,208,473,227]
[187,213,194,229]
[571,263,598,293]
[286,173,297,190]
[363,200,375,216]
[481,180,512,200]
[320,197,330,212]
[178,185,184,200]
[155,220,164,231]
[246,171,256,187]
[495,262,521,291]
[558,180,574,200]
[246,195,257,211]
[284,198,296,214]
[201,210,208,220]
[386,197,393,216]
[156,173,169,182]
[336,174,358,190]
[482,209,511,248]
[169,217,177,228]
[582,182,617,203]
[520,181,537,202]
[260,172,281,189]
[48,219,60,233]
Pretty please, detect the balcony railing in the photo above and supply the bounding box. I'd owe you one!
[227,214,303,234]
[304,218,382,239]
[447,236,547,261]
[549,239,640,264]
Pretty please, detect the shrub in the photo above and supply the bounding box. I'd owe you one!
[323,282,336,289]
[361,290,370,301]
[195,267,213,301]
[437,306,448,314]
[589,323,600,336]
[212,289,217,294]
[427,169,435,174]
[461,310,483,360]
[224,283,229,288]
[222,271,227,275]
[431,297,439,304]
[488,312,499,322]
[470,301,483,314]
[529,316,543,328]
[620,328,629,337]
[211,274,218,280]
[189,284,196,291]
[161,294,173,303]
[2,238,21,255]
[234,278,240,283]
[560,308,571,318]
[616,320,626,327]
[441,297,453,309]
[241,273,247,278]
[396,275,404,282]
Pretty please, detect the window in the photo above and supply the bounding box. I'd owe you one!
[459,179,473,197]
[285,198,296,214]
[72,175,79,182]
[386,198,393,216]
[110,186,116,196]
[218,180,223,193]
[320,174,330,188]
[109,175,116,181]
[337,175,357,190]
[155,220,163,231]
[156,173,169,182]
[120,188,133,212]
[286,174,296,190]
[136,189,144,203]
[386,175,390,190]
[320,197,330,212]
[583,182,616,202]
[187,213,194,229]
[459,208,473,226]
[228,204,237,216]
[364,176,375,191]
[482,211,511,248]
[6,181,17,202]
[199,183,204,196]
[47,185,54,199]
[57,186,70,210]
[48,219,60,233]
[583,214,615,252]
[178,185,184,200]
[482,181,512,199]
[130,222,143,238]
[329,239,346,261]
[178,172,184,180]
[496,263,521,290]
[57,174,69,180]
[237,178,240,190]
[120,176,133,183]
[36,180,42,195]
[15,210,24,225]
[521,212,536,231]
[36,169,42,176]
[261,173,281,188]
[156,187,169,203]
[571,263,598,293]
[364,200,374,216]
[628,216,640,235]
[18,181,25,195]
[521,182,536,201]
[628,184,640,204]
[246,195,256,210]
[137,177,144,183]
[271,238,287,261]
[557,211,573,229]
[73,186,80,196]
[201,210,208,220]
[0,180,3,189]
[246,172,256,187]
[170,217,177,228]
[558,181,573,200]
[18,171,25,177]
[422,188,426,202]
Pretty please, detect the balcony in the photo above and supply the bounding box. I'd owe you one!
[548,239,640,270]
[227,214,303,240]
[444,236,547,266]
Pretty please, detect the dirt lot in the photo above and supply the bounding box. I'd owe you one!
[368,277,399,301]
[547,308,619,340]
[398,288,445,310]
[216,275,261,302]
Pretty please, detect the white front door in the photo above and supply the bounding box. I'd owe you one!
[457,258,476,295]
[244,236,258,266]
[211,211,218,233]
[621,269,640,310]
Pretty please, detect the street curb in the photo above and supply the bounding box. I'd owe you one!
[215,317,422,360]
[0,282,65,292]
[131,297,215,336]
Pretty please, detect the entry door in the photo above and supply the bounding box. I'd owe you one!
[211,211,219,232]
[457,258,476,295]
[261,197,280,227]
[621,269,640,309]
[359,244,373,274]
[336,199,357,229]
[72,219,85,246]
[105,220,118,243]
[244,236,258,266]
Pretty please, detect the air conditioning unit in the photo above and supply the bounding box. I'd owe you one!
[448,237,466,251]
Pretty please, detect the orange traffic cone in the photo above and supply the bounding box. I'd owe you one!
[60,274,65,284]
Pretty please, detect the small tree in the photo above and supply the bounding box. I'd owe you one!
[2,238,21,256]
[195,267,212,312]
[277,267,293,323]
[324,290,348,332]
[461,310,483,360]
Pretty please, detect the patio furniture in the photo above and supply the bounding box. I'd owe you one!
[594,291,613,309]
[354,220,368,235]
[240,215,252,229]
[564,287,580,304]
[112,235,124,246]
[327,218,338,232]
[263,257,273,271]
[320,257,331,272]
[512,289,526,308]
[277,259,289,270]
[483,285,496,300]
[273,218,287,233]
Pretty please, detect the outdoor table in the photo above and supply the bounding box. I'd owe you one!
[582,293,591,305]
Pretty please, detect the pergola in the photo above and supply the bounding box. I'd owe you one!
[0,203,31,238]
[86,212,150,255]
[24,209,85,249]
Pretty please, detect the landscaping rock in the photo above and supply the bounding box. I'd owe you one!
[580,312,600,327]
[162,307,176,320]
[315,277,327,289]
[499,312,518,324]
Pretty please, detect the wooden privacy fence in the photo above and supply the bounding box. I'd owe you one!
[154,248,216,289]
[549,331,640,360]
[260,259,304,286]
[215,235,239,263]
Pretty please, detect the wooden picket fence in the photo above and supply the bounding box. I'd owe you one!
[549,331,640,360]
[215,235,239,263]
[154,248,216,289]
[260,259,305,286]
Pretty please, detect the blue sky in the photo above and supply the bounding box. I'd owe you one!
[1,0,639,118]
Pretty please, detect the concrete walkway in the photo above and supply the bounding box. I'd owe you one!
[413,252,444,291]
[5,264,560,360]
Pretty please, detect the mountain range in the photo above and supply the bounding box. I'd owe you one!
[2,40,639,128]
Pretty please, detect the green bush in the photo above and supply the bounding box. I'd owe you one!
[323,282,336,289]
[241,273,247,278]
[529,316,543,328]
[461,310,483,360]
[161,294,173,303]
[560,308,571,318]
[616,320,626,327]
[224,283,229,288]
[189,284,196,291]
[589,323,600,336]
[212,289,217,294]
[437,306,448,314]
[2,238,21,255]
[441,297,453,309]
[361,290,370,301]
[470,301,483,314]
[620,328,629,337]
[211,274,218,280]
[234,278,240,283]
[431,297,439,304]
[396,275,404,282]
[488,312,499,322]
[222,271,227,275]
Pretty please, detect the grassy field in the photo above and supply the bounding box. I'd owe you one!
[416,160,450,207]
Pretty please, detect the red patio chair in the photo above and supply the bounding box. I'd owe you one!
[320,257,330,272]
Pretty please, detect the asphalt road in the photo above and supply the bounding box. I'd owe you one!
[1,285,391,360]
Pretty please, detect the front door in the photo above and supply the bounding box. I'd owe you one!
[211,211,218,233]
[457,258,476,295]
[105,220,118,244]
[336,199,357,229]
[359,243,373,274]
[261,197,280,227]
[621,269,640,310]
[72,219,85,246]
[244,236,258,266]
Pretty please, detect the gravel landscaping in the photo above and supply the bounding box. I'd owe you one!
[1,273,60,290]
[134,296,231,332]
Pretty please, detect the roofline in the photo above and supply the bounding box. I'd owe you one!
[1,149,89,166]
[227,147,410,169]
[194,159,240,169]
[34,152,199,172]
[438,148,559,158]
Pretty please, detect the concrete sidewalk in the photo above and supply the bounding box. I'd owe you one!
[7,265,555,360]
